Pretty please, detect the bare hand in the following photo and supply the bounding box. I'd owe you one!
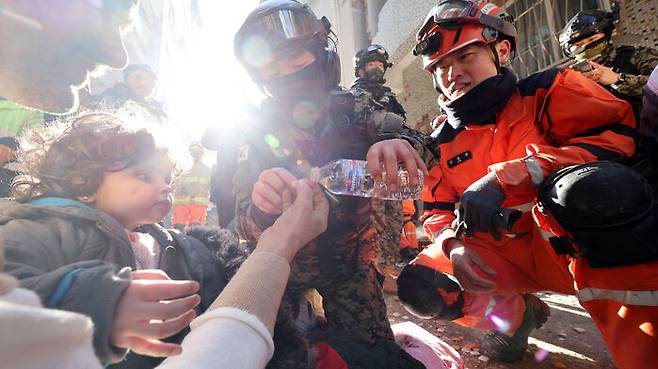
[448,240,497,292]
[257,180,329,262]
[110,271,201,357]
[581,62,619,85]
[366,139,428,192]
[251,167,298,215]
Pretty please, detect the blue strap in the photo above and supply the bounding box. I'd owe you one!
[30,197,95,211]
[46,268,86,308]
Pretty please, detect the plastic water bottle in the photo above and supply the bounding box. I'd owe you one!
[312,159,423,200]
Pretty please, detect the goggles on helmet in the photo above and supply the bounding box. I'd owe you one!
[364,45,387,56]
[414,0,516,57]
[235,8,324,63]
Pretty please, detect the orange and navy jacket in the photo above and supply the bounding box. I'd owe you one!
[421,68,637,252]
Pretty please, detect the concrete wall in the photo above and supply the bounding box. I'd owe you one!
[615,0,658,48]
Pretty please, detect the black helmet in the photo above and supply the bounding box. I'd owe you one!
[353,44,393,77]
[538,161,658,267]
[234,0,341,95]
[559,9,616,58]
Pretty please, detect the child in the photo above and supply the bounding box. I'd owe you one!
[0,112,226,369]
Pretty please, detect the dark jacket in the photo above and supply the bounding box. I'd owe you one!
[350,77,407,119]
[0,198,226,368]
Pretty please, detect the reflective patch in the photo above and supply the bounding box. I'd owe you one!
[480,3,497,15]
[577,288,658,307]
[237,144,249,163]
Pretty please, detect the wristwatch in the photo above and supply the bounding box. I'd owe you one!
[611,72,626,89]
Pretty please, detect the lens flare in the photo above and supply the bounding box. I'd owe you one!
[489,314,511,334]
[534,349,549,362]
[264,133,280,149]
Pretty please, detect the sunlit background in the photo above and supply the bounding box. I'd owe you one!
[161,1,262,143]
[89,0,263,162]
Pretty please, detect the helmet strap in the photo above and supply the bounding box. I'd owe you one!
[489,43,501,73]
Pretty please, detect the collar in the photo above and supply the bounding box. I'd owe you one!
[30,197,95,211]
[439,67,517,128]
[351,77,390,96]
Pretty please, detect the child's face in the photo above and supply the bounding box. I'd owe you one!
[93,152,173,229]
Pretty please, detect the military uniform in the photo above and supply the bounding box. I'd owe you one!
[233,88,436,344]
[592,43,658,119]
[351,79,410,266]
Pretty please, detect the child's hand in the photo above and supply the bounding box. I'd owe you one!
[256,180,329,262]
[110,270,201,357]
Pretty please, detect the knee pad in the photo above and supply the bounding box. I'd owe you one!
[397,262,465,320]
[538,161,658,267]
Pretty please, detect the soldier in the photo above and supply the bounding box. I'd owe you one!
[558,5,658,126]
[351,45,407,267]
[352,45,406,119]
[232,0,435,364]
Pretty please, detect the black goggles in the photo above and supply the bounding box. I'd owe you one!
[237,9,320,47]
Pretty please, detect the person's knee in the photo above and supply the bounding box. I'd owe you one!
[397,262,465,320]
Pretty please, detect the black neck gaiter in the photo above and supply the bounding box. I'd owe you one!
[439,67,517,128]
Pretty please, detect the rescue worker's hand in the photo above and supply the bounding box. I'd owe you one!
[448,240,497,292]
[581,62,619,85]
[251,167,298,215]
[110,271,201,357]
[257,180,329,262]
[366,139,428,192]
[455,172,505,240]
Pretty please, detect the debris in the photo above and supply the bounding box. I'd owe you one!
[478,355,490,363]
[392,312,401,318]
[402,315,410,320]
[573,327,586,334]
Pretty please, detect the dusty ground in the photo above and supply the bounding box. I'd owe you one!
[384,276,617,369]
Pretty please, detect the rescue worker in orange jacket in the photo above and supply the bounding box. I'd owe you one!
[400,199,420,260]
[396,2,655,368]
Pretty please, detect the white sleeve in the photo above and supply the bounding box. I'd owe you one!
[157,307,275,369]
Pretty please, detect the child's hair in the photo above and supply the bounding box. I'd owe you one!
[13,111,182,203]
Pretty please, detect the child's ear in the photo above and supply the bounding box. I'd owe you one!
[77,194,96,204]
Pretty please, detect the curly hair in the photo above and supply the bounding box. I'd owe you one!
[13,111,183,203]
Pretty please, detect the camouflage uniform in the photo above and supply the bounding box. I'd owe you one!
[234,89,436,344]
[593,43,658,119]
[350,79,408,266]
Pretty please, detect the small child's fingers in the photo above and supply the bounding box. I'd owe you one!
[135,279,200,302]
[138,309,197,340]
[123,336,183,358]
[131,269,171,281]
[146,294,201,321]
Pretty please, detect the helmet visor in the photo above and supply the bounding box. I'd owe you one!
[239,9,319,44]
[365,45,387,55]
[431,0,473,23]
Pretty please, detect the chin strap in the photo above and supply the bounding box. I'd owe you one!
[489,43,501,74]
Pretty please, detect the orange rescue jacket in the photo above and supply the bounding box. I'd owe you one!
[422,68,637,251]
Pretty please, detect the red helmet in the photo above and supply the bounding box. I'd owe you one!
[414,0,517,73]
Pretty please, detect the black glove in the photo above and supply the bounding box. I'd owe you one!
[456,172,508,240]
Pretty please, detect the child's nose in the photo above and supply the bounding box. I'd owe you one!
[160,182,172,195]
